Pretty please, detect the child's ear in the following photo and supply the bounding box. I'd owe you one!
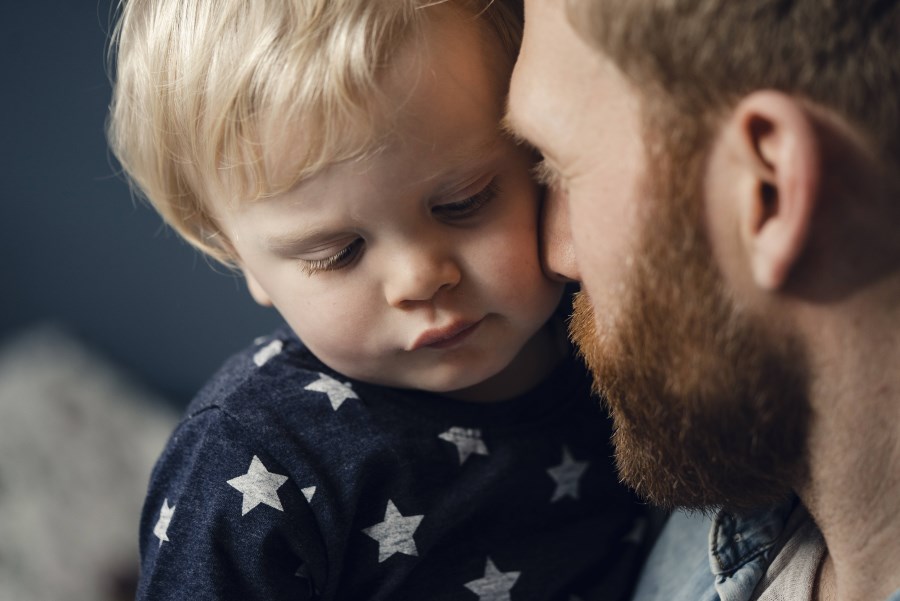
[244,270,273,307]
[714,91,821,291]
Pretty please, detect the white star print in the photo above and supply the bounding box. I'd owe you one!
[547,446,589,502]
[253,339,283,367]
[153,498,175,546]
[304,373,358,410]
[302,486,316,503]
[438,427,489,464]
[227,456,289,515]
[362,499,424,563]
[464,557,521,601]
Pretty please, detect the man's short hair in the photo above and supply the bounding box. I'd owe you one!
[566,0,900,168]
[107,0,522,264]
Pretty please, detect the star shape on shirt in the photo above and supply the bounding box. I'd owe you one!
[464,557,521,601]
[227,455,289,516]
[547,446,589,502]
[304,373,359,410]
[301,486,316,503]
[253,339,283,367]
[438,427,489,464]
[153,498,175,546]
[362,499,424,563]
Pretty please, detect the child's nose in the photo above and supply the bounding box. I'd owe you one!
[384,247,461,307]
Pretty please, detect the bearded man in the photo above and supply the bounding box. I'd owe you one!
[506,1,900,600]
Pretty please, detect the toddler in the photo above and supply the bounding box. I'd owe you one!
[108,0,647,599]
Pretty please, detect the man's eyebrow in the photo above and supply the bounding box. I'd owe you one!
[501,104,565,188]
[499,110,532,148]
[532,158,566,190]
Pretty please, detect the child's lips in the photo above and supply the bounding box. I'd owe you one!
[410,319,483,350]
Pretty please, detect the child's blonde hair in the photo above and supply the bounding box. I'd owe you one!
[108,0,522,264]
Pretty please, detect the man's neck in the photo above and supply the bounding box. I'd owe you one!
[800,301,900,601]
[813,553,836,601]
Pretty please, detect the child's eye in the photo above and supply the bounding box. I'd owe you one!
[300,239,364,276]
[433,179,500,221]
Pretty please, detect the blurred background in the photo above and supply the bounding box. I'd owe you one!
[1,2,282,599]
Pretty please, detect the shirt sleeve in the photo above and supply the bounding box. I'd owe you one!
[136,407,327,601]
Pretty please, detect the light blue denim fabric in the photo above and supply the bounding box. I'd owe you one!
[633,500,900,601]
[631,500,788,601]
[631,509,720,601]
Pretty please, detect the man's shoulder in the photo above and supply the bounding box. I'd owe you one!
[632,510,718,601]
[632,501,795,601]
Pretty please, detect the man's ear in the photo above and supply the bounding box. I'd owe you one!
[244,269,273,307]
[720,91,821,291]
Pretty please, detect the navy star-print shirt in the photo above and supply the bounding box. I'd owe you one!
[138,326,649,600]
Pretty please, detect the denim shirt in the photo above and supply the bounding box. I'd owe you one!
[632,500,900,601]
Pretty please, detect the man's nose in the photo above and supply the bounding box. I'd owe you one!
[541,186,580,282]
[384,246,462,308]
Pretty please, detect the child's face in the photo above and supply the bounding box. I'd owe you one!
[217,8,564,400]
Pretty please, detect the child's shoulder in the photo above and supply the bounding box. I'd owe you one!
[183,325,355,420]
[148,325,384,512]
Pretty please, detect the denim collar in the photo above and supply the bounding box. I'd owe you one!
[708,499,796,601]
[709,499,796,576]
[710,499,900,601]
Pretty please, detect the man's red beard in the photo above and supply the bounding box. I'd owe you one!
[569,121,811,513]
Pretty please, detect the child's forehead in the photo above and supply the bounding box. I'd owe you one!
[262,124,509,217]
[225,138,514,254]
[252,6,509,204]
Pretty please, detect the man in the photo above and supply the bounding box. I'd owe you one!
[505,1,900,600]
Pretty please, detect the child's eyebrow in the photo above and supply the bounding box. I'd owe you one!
[263,229,338,255]
[441,134,506,176]
[400,135,505,196]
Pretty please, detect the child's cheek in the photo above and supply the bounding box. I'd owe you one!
[282,289,379,367]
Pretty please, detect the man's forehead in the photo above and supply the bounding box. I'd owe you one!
[500,98,535,150]
[504,0,564,154]
[506,0,608,164]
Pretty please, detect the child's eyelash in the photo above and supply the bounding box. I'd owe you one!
[300,239,363,276]
[299,180,498,276]
[433,179,500,219]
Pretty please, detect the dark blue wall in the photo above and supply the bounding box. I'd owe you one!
[1,1,283,407]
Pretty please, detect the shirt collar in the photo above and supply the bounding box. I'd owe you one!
[709,498,796,576]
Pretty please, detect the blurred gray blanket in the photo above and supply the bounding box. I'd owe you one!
[0,326,176,601]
